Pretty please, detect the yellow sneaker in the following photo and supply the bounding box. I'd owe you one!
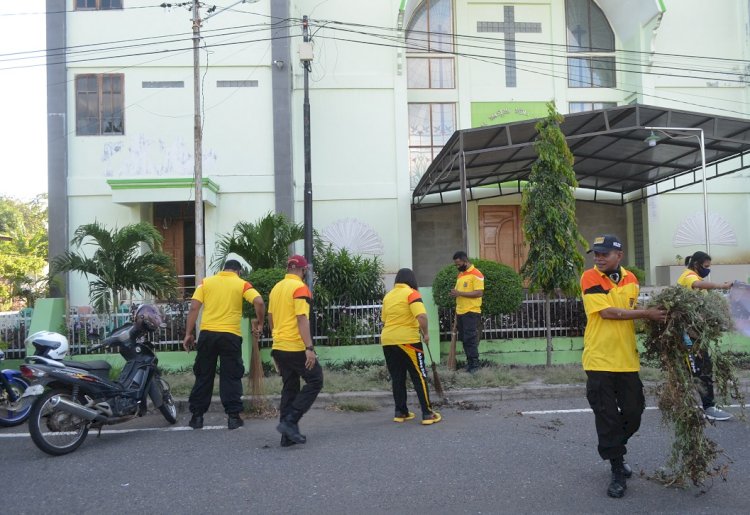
[393,411,416,423]
[421,411,442,425]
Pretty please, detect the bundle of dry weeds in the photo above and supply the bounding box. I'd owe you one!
[643,286,743,487]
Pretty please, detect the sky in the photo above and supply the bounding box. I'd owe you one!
[0,0,47,201]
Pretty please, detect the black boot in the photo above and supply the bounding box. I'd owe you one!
[188,414,204,429]
[467,358,480,373]
[607,458,627,498]
[276,411,306,444]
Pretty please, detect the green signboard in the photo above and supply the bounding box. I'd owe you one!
[471,101,548,128]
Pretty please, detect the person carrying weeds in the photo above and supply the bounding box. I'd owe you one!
[676,251,734,421]
[269,255,323,447]
[380,268,441,426]
[581,235,666,498]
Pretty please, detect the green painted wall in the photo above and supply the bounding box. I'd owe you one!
[470,101,549,128]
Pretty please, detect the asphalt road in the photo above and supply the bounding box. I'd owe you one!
[1,396,749,515]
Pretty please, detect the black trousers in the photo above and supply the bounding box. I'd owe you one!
[272,350,324,424]
[457,312,481,361]
[585,371,645,461]
[689,350,715,409]
[188,330,244,415]
[383,343,433,417]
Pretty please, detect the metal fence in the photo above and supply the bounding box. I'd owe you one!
[67,302,189,356]
[4,292,587,359]
[0,311,33,359]
[438,292,586,340]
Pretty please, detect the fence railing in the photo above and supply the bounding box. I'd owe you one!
[438,293,586,340]
[0,311,33,359]
[4,293,587,359]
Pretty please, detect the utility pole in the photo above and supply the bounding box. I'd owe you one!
[301,15,314,290]
[192,0,205,289]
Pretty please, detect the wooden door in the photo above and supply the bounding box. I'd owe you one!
[478,205,526,271]
[157,218,185,285]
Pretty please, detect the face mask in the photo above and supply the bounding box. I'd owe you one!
[457,264,468,272]
[698,266,710,278]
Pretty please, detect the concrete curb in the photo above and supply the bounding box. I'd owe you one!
[172,379,750,414]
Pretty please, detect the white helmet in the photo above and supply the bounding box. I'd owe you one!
[26,331,70,360]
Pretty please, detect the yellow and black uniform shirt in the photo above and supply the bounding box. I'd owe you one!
[677,268,700,290]
[380,284,426,346]
[581,266,640,372]
[192,271,261,337]
[455,265,485,315]
[268,274,312,352]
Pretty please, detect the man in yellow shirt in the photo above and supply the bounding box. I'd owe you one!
[269,255,323,446]
[450,251,484,373]
[581,235,666,498]
[183,260,265,430]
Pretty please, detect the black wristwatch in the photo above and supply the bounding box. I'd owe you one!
[305,346,315,352]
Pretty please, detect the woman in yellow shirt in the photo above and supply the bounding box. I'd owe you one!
[676,251,733,421]
[380,268,441,425]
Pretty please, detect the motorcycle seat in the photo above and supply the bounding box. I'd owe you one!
[62,360,112,374]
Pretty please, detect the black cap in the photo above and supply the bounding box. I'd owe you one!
[587,234,623,254]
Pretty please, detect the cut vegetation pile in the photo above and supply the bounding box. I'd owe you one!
[643,286,745,487]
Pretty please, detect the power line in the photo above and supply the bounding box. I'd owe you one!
[308,31,749,117]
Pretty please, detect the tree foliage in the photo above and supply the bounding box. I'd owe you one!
[50,221,178,313]
[0,195,48,310]
[313,247,385,306]
[520,102,586,297]
[642,286,742,487]
[211,212,306,272]
[432,259,523,315]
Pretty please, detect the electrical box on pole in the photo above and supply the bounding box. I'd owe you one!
[298,42,314,62]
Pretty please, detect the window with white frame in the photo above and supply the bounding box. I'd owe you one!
[75,74,124,136]
[408,103,456,189]
[565,0,615,88]
[76,0,123,9]
[405,0,455,89]
[569,101,616,113]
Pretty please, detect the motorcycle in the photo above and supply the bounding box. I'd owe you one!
[0,348,31,427]
[20,305,177,455]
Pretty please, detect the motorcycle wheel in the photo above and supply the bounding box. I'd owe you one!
[28,388,90,456]
[0,376,32,427]
[156,376,177,424]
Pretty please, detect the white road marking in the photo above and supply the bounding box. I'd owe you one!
[0,425,228,438]
[521,404,744,415]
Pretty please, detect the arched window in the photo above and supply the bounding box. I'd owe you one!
[405,0,454,89]
[565,0,615,88]
[405,1,456,190]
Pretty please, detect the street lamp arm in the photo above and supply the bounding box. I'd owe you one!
[643,126,710,254]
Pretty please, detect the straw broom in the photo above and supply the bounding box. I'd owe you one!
[447,312,458,371]
[248,319,265,408]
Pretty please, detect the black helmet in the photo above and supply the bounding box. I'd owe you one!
[134,304,163,332]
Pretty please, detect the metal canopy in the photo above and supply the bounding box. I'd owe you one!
[412,104,750,207]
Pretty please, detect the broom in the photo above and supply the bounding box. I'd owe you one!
[423,335,445,401]
[248,318,265,409]
[447,312,458,371]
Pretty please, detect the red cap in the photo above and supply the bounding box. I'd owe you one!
[287,254,308,268]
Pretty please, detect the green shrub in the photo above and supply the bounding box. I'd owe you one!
[432,258,523,315]
[313,248,385,305]
[241,268,285,319]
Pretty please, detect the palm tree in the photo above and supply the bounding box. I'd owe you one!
[211,212,306,272]
[51,221,178,313]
